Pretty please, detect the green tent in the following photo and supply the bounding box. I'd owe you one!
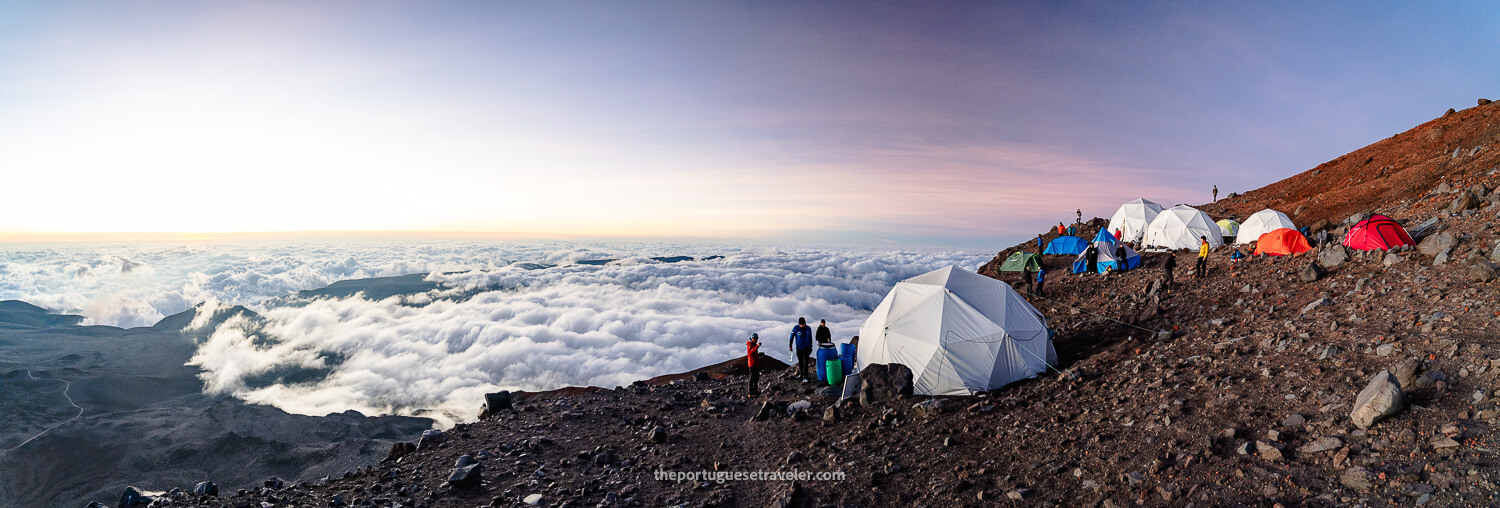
[998,251,1042,272]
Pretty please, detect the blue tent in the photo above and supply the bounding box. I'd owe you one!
[1071,234,1141,274]
[1043,236,1088,255]
[1092,229,1119,246]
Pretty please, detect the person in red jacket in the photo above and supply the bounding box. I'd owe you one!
[746,333,761,397]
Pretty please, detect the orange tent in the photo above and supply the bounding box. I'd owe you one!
[1253,228,1311,256]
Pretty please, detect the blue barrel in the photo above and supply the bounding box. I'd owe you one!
[839,343,857,375]
[815,345,838,383]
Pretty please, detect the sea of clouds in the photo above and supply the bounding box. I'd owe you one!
[0,240,988,425]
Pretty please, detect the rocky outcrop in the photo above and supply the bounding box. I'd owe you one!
[858,363,913,405]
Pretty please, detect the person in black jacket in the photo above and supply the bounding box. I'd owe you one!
[1114,243,1128,273]
[1162,253,1177,291]
[1085,244,1098,274]
[815,319,832,347]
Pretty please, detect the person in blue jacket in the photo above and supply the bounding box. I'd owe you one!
[1035,268,1046,297]
[788,317,813,381]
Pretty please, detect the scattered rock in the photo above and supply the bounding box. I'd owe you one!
[1300,297,1331,314]
[1297,436,1342,454]
[447,463,484,488]
[1300,262,1326,282]
[1394,360,1420,387]
[1450,192,1481,213]
[648,425,668,443]
[753,400,779,421]
[1469,260,1499,283]
[1342,467,1376,490]
[1418,231,1457,257]
[911,399,946,418]
[417,429,445,450]
[1255,441,1282,461]
[119,486,151,507]
[823,405,840,422]
[1318,344,1342,360]
[523,493,544,505]
[1350,370,1406,429]
[192,481,218,497]
[1319,245,1349,269]
[1384,252,1404,267]
[383,441,416,463]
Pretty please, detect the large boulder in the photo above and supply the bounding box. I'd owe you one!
[1299,262,1326,282]
[383,441,416,463]
[859,363,914,405]
[447,463,484,488]
[1490,240,1500,263]
[119,486,152,507]
[1469,260,1500,283]
[1318,245,1349,269]
[1350,370,1406,429]
[1406,217,1440,241]
[192,481,218,497]
[417,429,445,450]
[1450,192,1481,213]
[483,391,513,413]
[1418,231,1457,257]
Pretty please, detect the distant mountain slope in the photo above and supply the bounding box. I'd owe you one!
[1203,100,1500,227]
[0,302,432,507]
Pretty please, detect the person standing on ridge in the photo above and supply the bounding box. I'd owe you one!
[1057,222,1066,235]
[788,317,813,381]
[1162,253,1177,292]
[745,333,761,397]
[1023,262,1035,298]
[815,319,832,347]
[1195,236,1210,277]
[1212,185,1218,202]
[1076,209,1082,225]
[1067,224,1077,236]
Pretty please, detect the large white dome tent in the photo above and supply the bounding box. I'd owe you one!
[1143,205,1223,250]
[1106,198,1164,243]
[1235,209,1298,244]
[857,266,1055,396]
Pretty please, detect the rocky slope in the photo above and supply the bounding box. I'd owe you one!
[112,100,1500,507]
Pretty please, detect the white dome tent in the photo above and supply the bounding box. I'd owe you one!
[1143,205,1223,250]
[1106,198,1164,243]
[1235,209,1298,244]
[857,266,1055,396]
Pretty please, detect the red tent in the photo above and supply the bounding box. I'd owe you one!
[1343,214,1415,251]
[1253,228,1311,256]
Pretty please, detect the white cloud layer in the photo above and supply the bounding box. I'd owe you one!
[1,241,987,426]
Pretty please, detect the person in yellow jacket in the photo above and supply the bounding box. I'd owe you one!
[1195,236,1210,277]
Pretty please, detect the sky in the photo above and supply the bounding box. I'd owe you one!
[1,2,1496,249]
